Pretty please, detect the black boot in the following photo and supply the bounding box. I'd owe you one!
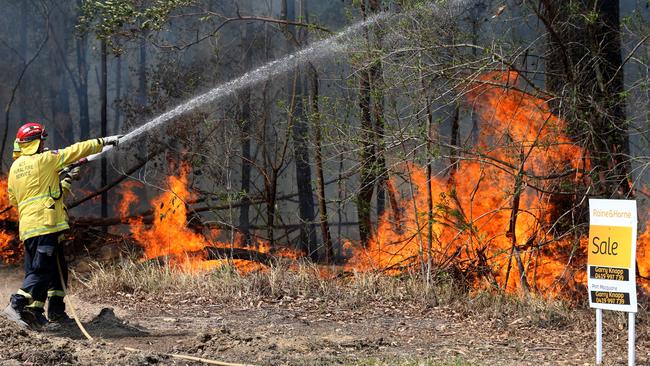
[4,294,47,329]
[47,296,73,324]
[2,294,31,327]
[23,307,49,328]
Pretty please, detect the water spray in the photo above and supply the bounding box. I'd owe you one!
[112,12,384,151]
[87,0,464,162]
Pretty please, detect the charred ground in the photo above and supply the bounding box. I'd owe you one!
[1,264,648,366]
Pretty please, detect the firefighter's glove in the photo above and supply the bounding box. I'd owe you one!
[67,166,81,181]
[102,135,123,147]
[59,168,71,185]
[59,167,70,180]
[59,166,80,182]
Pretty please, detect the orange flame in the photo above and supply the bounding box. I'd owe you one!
[637,222,650,292]
[130,167,206,259]
[117,180,142,218]
[0,229,15,263]
[121,164,301,272]
[0,177,20,264]
[346,71,596,296]
[124,165,211,269]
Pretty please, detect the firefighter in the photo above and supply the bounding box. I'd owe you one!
[11,141,78,324]
[3,122,120,328]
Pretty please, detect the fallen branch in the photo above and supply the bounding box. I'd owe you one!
[202,247,277,266]
[146,247,280,267]
[124,346,255,366]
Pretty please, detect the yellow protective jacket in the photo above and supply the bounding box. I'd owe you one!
[7,138,106,241]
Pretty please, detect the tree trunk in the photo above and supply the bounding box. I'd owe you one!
[468,4,483,145]
[369,0,386,220]
[541,0,629,199]
[260,19,277,248]
[59,76,73,144]
[284,0,318,260]
[136,33,150,201]
[238,94,253,244]
[310,67,334,263]
[238,14,253,245]
[448,106,460,180]
[265,172,278,247]
[356,0,384,247]
[423,71,439,284]
[17,1,28,123]
[100,40,108,224]
[113,53,122,134]
[503,149,531,293]
[47,8,73,146]
[138,36,148,108]
[77,39,90,140]
[357,40,375,247]
[76,0,90,140]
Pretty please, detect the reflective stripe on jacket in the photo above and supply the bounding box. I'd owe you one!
[7,139,105,241]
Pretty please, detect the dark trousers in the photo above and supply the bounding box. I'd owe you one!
[21,232,65,305]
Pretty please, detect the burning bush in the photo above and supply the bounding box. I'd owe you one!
[344,71,618,298]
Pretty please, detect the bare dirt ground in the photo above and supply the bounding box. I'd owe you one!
[0,265,648,366]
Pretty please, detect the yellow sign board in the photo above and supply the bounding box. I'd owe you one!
[588,225,633,268]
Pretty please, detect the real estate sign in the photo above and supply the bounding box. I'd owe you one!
[588,199,637,313]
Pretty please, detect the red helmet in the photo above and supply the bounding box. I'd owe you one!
[16,122,47,143]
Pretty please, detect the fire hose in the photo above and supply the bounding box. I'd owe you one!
[55,257,255,366]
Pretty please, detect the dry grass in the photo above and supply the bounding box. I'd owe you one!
[75,257,578,328]
[77,259,437,306]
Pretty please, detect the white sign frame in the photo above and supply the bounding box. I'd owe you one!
[588,199,637,312]
[588,199,637,366]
